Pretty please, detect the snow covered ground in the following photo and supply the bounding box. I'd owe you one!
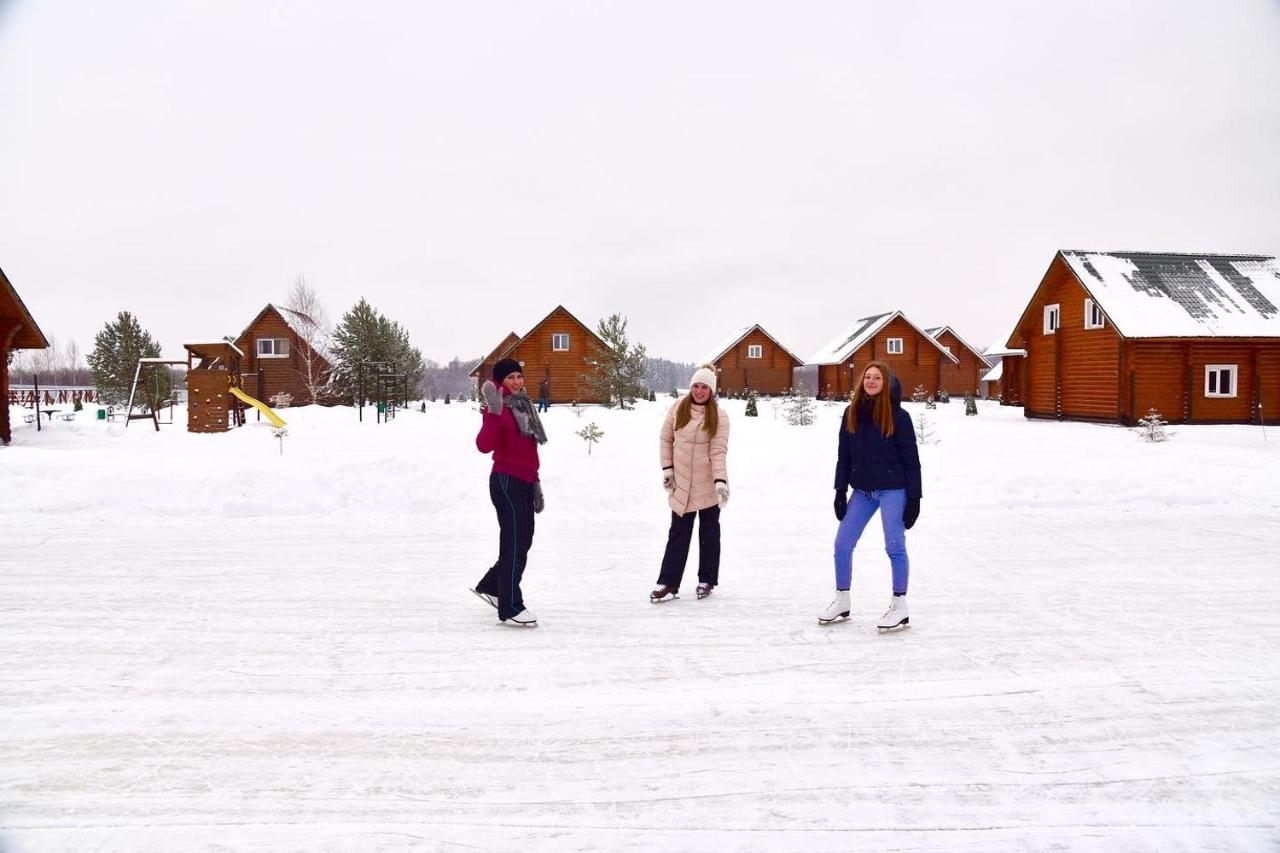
[2,397,1278,852]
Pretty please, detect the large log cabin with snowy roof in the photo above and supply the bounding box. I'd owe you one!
[1000,250,1280,425]
[924,325,993,397]
[700,324,803,396]
[808,310,959,400]
[232,304,334,406]
[1,266,50,445]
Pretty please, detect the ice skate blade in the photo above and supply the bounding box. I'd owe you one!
[500,618,538,627]
[817,612,850,625]
[877,618,910,632]
[470,588,498,610]
[650,594,679,604]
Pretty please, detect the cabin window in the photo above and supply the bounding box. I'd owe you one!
[1044,304,1060,334]
[747,344,763,359]
[886,338,904,355]
[1084,299,1105,330]
[552,333,570,351]
[1204,365,1237,398]
[257,338,289,358]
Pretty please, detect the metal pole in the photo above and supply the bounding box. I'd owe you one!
[358,363,363,422]
[34,374,41,432]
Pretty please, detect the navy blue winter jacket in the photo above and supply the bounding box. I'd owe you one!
[833,377,922,499]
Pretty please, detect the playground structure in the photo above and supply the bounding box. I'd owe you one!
[357,360,410,424]
[181,340,285,433]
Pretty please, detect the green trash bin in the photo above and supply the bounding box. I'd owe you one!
[377,401,386,414]
[97,408,107,421]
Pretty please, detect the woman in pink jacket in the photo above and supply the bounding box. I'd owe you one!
[650,366,731,603]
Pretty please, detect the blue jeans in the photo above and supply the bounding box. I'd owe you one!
[833,488,909,595]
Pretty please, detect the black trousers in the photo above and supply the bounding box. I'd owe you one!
[657,505,721,589]
[476,472,535,620]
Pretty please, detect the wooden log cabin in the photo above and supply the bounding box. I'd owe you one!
[925,326,993,397]
[808,311,959,400]
[700,324,803,396]
[1000,250,1280,424]
[232,304,334,406]
[1,266,50,445]
[472,306,608,404]
[468,332,521,395]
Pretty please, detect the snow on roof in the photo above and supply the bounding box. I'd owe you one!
[700,324,803,366]
[925,325,992,366]
[270,304,335,363]
[981,362,1003,382]
[1060,251,1280,338]
[183,340,246,356]
[808,311,958,365]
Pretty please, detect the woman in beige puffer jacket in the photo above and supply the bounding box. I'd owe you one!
[650,366,731,603]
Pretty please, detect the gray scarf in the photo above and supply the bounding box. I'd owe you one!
[508,389,548,445]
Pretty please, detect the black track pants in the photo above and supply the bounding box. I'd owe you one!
[656,505,721,590]
[475,473,535,620]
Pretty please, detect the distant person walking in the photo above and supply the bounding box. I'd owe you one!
[472,358,548,627]
[818,360,920,630]
[650,366,731,603]
[537,377,550,413]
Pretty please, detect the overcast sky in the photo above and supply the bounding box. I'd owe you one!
[3,0,1279,365]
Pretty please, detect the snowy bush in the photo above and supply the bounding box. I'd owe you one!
[1136,408,1172,442]
[783,386,815,426]
[938,390,950,404]
[269,392,293,409]
[964,393,977,416]
[925,395,936,410]
[577,422,604,454]
[911,384,927,403]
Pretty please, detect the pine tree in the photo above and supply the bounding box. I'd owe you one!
[744,390,759,417]
[915,412,939,444]
[938,390,950,404]
[912,384,927,403]
[784,385,815,425]
[86,311,166,408]
[330,298,425,404]
[1136,408,1171,442]
[585,313,648,409]
[577,421,604,454]
[964,392,978,416]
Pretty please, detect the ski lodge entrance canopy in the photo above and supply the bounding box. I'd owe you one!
[2,265,51,445]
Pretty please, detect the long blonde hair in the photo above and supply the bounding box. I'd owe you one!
[847,360,896,437]
[674,387,720,437]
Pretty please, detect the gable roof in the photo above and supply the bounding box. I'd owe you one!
[1055,250,1280,339]
[924,325,994,367]
[809,311,959,365]
[469,331,520,377]
[235,303,334,364]
[701,324,803,367]
[0,265,50,350]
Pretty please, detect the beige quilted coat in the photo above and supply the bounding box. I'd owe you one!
[659,402,730,514]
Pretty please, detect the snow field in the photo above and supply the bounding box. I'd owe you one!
[1,398,1278,852]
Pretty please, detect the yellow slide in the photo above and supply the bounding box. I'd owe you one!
[228,386,287,428]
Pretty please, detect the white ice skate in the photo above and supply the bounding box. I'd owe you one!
[817,590,851,625]
[877,596,909,631]
[502,608,538,627]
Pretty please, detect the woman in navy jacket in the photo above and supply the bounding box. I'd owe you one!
[818,360,921,630]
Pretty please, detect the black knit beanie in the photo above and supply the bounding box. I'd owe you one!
[492,358,522,383]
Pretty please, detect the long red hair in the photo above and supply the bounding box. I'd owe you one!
[847,361,896,437]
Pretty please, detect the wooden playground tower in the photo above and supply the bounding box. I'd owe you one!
[183,340,248,433]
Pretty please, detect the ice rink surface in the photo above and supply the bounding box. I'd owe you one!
[2,398,1278,852]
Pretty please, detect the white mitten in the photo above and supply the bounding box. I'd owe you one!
[715,481,730,509]
[662,467,675,494]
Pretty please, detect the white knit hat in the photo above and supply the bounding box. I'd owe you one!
[689,366,717,393]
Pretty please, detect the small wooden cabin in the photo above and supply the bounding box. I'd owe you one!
[1001,250,1280,424]
[700,324,803,396]
[477,306,608,404]
[232,304,334,406]
[925,326,993,397]
[808,311,959,400]
[1,266,50,445]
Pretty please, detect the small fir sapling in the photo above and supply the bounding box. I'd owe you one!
[1135,407,1171,442]
[783,385,815,426]
[744,390,759,417]
[669,388,679,398]
[964,392,978,416]
[272,426,288,455]
[572,400,584,417]
[648,389,656,402]
[925,395,937,410]
[915,412,939,445]
[912,384,927,403]
[577,422,604,454]
[444,393,451,405]
[938,390,950,404]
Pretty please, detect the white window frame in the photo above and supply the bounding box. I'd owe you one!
[1044,304,1061,334]
[886,337,904,355]
[1084,298,1105,330]
[747,344,763,359]
[1204,364,1238,398]
[257,338,289,358]
[551,333,570,352]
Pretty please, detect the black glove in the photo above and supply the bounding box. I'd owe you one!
[834,490,847,521]
[903,498,920,530]
[533,482,545,514]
